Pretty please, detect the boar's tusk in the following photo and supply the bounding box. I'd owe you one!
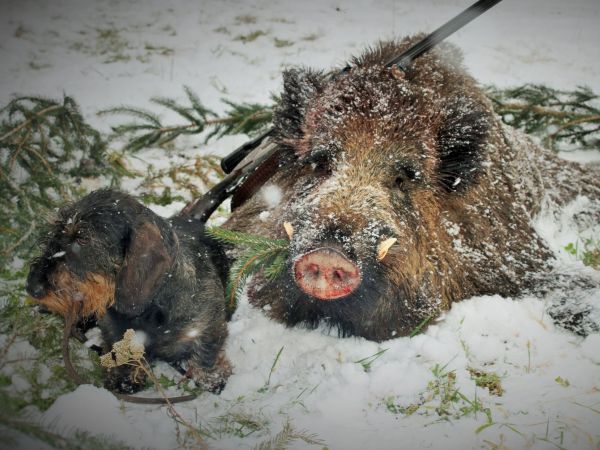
[377,238,397,261]
[283,222,294,239]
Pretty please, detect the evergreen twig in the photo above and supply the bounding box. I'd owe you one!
[207,227,289,308]
[100,86,273,152]
[101,84,600,156]
[486,84,600,151]
[0,95,118,266]
[253,419,326,450]
[0,414,136,450]
[139,154,224,201]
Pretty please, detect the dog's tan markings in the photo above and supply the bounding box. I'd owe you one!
[37,269,115,319]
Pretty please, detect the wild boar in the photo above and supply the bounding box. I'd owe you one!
[224,36,600,342]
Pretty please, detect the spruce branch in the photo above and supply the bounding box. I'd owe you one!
[226,248,283,308]
[208,227,288,249]
[486,84,600,151]
[253,420,326,450]
[206,227,289,308]
[139,154,224,201]
[204,100,273,140]
[0,414,136,450]
[0,95,118,266]
[100,86,273,152]
[0,104,62,142]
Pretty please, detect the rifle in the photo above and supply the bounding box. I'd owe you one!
[181,0,503,221]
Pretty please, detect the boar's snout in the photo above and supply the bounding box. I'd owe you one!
[293,247,361,300]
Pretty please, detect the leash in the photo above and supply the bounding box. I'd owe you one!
[61,312,197,405]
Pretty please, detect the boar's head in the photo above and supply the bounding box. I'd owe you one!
[233,40,496,341]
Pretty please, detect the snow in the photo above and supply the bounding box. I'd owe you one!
[43,385,143,446]
[1,0,599,449]
[535,194,600,263]
[260,184,283,209]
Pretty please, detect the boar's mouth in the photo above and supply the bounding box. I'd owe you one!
[250,247,401,341]
[292,247,362,300]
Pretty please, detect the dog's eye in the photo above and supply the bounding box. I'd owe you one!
[306,147,333,176]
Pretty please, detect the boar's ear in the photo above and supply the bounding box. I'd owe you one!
[437,95,490,192]
[114,221,173,316]
[273,68,324,146]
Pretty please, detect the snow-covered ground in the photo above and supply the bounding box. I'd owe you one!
[1,0,599,449]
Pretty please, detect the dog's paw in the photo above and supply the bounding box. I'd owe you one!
[103,366,147,394]
[185,356,232,394]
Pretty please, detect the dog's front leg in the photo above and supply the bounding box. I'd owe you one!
[97,310,148,394]
[174,321,231,394]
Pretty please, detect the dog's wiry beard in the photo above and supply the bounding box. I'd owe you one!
[36,269,115,319]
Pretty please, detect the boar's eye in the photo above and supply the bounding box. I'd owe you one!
[395,167,418,188]
[313,160,330,176]
[310,152,331,176]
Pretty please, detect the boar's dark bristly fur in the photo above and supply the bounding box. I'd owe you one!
[225,36,600,342]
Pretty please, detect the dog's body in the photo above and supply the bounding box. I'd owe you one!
[26,189,230,393]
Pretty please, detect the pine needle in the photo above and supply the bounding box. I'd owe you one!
[265,346,284,388]
[253,420,326,450]
[208,227,288,249]
[99,86,272,153]
[0,95,116,266]
[486,84,600,151]
[409,314,434,338]
[206,227,289,308]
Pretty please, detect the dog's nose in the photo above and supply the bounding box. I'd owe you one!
[26,279,46,299]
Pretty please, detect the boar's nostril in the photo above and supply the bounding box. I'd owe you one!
[333,269,345,281]
[307,263,320,276]
[293,248,361,301]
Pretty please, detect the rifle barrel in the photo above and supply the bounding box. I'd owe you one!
[385,0,503,69]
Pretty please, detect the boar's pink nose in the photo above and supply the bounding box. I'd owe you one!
[293,248,361,300]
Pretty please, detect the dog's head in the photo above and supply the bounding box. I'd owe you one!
[26,189,176,320]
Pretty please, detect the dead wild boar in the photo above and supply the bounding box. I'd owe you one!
[224,36,600,342]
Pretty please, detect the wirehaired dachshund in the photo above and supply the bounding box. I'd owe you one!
[26,189,231,393]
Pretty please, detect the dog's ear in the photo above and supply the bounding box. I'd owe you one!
[114,221,172,316]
